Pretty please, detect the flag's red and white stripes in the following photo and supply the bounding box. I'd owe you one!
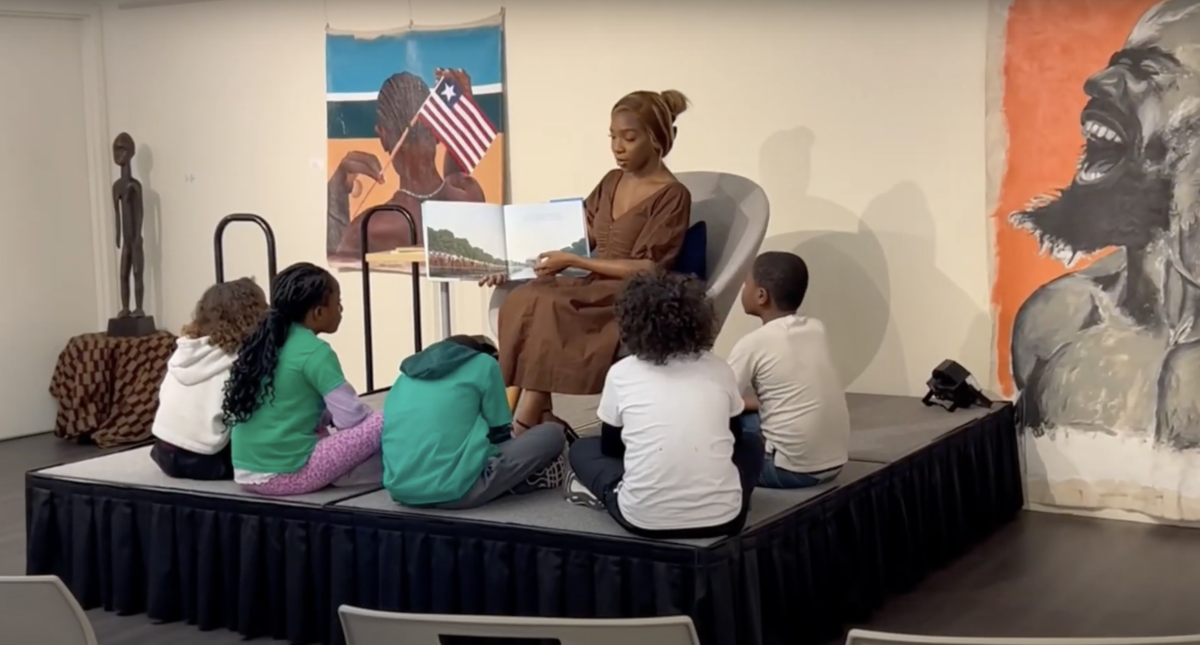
[417,79,497,174]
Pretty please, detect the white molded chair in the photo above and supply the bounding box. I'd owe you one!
[339,606,701,645]
[846,629,1200,645]
[488,170,770,336]
[0,575,99,645]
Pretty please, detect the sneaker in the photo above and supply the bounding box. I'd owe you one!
[564,472,604,511]
[523,454,567,490]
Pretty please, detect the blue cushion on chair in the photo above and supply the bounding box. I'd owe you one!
[672,221,708,280]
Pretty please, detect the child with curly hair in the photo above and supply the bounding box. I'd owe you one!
[223,262,382,496]
[151,278,268,480]
[568,272,765,539]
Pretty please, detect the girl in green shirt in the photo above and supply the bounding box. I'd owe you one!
[222,262,381,495]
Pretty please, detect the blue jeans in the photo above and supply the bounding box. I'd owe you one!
[740,413,842,489]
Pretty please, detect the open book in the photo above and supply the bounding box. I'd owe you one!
[422,199,590,281]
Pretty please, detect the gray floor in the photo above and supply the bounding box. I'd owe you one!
[1,435,249,645]
[9,432,1200,643]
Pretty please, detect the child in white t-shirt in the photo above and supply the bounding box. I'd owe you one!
[567,272,765,539]
[728,252,850,488]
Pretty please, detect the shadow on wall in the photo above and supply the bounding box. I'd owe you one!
[735,127,990,395]
[136,143,165,323]
[862,182,992,393]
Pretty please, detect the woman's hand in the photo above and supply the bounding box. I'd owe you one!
[332,151,383,193]
[479,273,508,288]
[435,68,474,95]
[535,251,578,277]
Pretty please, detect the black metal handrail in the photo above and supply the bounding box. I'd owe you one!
[358,205,421,393]
[213,213,278,287]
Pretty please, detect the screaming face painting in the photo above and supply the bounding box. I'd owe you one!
[991,0,1200,520]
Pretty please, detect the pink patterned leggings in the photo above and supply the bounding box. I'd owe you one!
[241,411,383,496]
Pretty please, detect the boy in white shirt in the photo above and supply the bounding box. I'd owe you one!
[728,252,850,488]
[568,272,765,539]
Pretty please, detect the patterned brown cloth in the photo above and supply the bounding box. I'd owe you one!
[49,331,177,448]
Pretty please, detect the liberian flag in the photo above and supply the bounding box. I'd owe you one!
[418,76,498,175]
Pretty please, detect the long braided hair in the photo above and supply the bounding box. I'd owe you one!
[377,72,435,156]
[221,263,338,426]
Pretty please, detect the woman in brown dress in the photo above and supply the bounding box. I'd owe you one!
[480,90,693,431]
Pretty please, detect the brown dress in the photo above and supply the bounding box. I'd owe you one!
[497,169,691,395]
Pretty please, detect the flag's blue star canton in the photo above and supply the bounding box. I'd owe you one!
[436,77,463,108]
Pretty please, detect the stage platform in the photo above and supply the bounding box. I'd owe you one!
[26,394,1021,645]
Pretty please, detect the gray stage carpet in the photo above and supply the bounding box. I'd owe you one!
[36,392,995,542]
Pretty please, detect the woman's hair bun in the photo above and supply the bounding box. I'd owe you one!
[659,90,690,120]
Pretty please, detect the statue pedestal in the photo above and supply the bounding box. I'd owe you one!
[107,315,157,338]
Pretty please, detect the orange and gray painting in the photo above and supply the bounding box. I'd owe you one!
[990,0,1200,521]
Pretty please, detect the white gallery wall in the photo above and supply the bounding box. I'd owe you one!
[0,1,107,438]
[94,0,992,398]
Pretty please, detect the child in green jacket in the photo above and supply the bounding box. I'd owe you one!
[382,335,566,508]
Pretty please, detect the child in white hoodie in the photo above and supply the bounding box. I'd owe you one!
[151,278,268,480]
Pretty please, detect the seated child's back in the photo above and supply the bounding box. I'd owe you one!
[151,278,267,480]
[731,315,848,472]
[382,339,510,505]
[224,262,382,496]
[601,351,745,530]
[730,252,850,475]
[230,322,343,473]
[568,272,765,539]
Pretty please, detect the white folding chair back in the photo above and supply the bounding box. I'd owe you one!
[0,575,98,645]
[340,606,701,645]
[847,629,1200,645]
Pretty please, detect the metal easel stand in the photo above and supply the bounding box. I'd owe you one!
[213,213,278,286]
[357,205,421,394]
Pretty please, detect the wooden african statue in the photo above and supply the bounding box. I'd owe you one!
[112,132,145,318]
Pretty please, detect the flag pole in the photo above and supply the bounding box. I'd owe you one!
[352,108,423,216]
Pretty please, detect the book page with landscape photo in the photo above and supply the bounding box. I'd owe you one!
[502,200,589,280]
[422,201,508,281]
